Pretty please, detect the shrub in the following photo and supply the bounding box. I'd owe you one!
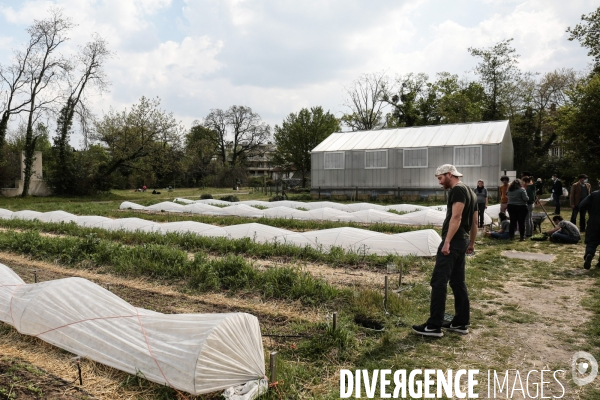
[219,195,239,202]
[200,193,213,199]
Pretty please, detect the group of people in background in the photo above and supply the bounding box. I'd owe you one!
[413,164,600,339]
[477,171,600,270]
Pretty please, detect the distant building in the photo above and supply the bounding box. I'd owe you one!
[310,120,513,200]
[1,151,50,197]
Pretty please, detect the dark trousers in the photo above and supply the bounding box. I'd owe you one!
[477,203,486,227]
[570,206,587,232]
[507,204,528,240]
[427,238,470,328]
[550,232,580,244]
[585,239,600,261]
[553,194,561,214]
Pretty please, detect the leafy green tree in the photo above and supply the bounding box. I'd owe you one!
[383,73,432,127]
[435,73,486,123]
[567,6,600,71]
[93,96,183,191]
[468,39,521,121]
[272,107,339,187]
[555,74,600,183]
[184,122,219,187]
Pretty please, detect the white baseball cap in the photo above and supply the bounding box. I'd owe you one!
[435,164,463,177]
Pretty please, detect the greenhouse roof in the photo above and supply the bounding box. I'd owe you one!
[311,120,510,152]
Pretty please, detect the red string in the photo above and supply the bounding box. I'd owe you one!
[5,282,190,399]
[135,307,189,400]
[8,284,24,327]
[269,380,284,400]
[33,315,138,337]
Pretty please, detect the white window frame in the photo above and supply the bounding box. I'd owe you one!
[324,151,345,170]
[364,149,388,169]
[402,148,428,168]
[454,145,482,167]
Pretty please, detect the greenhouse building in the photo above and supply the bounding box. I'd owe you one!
[310,120,513,200]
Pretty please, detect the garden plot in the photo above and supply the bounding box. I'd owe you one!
[0,208,442,256]
[0,264,266,397]
[122,200,448,225]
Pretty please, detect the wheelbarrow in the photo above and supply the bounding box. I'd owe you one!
[531,212,547,233]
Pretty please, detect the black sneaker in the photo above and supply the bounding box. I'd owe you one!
[441,321,469,334]
[584,254,593,270]
[412,323,443,337]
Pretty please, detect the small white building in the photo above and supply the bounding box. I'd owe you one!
[310,121,513,200]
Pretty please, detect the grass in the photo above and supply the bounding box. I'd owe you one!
[0,230,339,305]
[0,218,417,269]
[0,194,599,398]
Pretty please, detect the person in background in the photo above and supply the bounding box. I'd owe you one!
[551,174,563,215]
[507,179,529,241]
[570,174,592,232]
[499,176,509,214]
[485,212,510,239]
[545,215,580,244]
[522,177,536,238]
[580,187,600,269]
[475,179,488,228]
[521,171,532,180]
[536,178,543,199]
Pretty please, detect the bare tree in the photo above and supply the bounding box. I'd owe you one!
[341,72,388,131]
[203,105,270,166]
[52,34,111,194]
[0,28,41,160]
[203,108,228,165]
[22,9,73,197]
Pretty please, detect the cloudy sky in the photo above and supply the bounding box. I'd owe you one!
[0,0,596,145]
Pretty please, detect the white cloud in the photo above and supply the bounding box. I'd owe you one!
[0,0,598,144]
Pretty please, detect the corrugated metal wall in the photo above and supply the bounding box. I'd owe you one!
[311,144,502,190]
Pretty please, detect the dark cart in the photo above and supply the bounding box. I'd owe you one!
[532,212,547,233]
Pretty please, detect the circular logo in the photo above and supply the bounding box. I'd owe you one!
[572,351,598,386]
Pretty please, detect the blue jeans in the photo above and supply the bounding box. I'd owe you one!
[550,232,579,244]
[490,231,510,239]
[427,239,470,328]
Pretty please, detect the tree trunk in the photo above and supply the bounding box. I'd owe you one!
[21,114,36,197]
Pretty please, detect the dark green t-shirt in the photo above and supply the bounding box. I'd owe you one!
[525,185,536,205]
[441,182,478,240]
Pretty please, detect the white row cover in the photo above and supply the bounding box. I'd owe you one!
[174,198,430,213]
[0,264,266,397]
[124,201,442,226]
[0,209,441,256]
[428,205,493,225]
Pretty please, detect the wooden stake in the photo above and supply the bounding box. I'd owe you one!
[33,270,37,283]
[384,275,389,307]
[269,351,277,383]
[332,312,337,331]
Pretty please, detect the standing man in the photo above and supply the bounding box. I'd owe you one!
[523,177,536,237]
[413,164,478,337]
[551,174,563,215]
[580,187,600,269]
[499,176,509,214]
[570,174,591,232]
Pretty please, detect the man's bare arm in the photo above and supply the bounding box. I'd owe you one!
[467,210,478,254]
